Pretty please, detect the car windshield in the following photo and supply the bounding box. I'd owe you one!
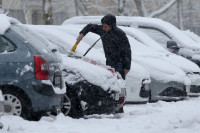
[10,25,54,55]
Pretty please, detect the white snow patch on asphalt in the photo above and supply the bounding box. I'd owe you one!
[1,98,200,133]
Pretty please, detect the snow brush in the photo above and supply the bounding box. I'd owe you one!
[83,33,107,56]
[70,33,106,57]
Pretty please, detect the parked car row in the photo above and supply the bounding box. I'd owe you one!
[2,14,200,121]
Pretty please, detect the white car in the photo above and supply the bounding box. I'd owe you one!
[37,24,191,102]
[121,26,200,97]
[28,25,151,104]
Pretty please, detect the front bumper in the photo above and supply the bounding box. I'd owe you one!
[188,85,200,97]
[150,78,187,102]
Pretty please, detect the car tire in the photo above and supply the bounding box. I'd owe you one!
[61,94,71,116]
[67,90,84,118]
[2,88,42,121]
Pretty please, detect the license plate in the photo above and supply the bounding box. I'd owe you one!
[54,76,61,85]
[115,93,119,100]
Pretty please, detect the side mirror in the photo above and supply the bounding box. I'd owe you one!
[167,41,179,50]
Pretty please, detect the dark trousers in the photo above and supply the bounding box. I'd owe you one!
[106,62,125,80]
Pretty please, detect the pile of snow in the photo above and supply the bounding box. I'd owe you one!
[0,14,20,35]
[2,98,200,133]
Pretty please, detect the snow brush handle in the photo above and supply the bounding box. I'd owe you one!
[83,33,107,56]
[71,42,78,52]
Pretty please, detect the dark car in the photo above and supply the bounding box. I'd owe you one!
[0,17,65,121]
[62,55,126,118]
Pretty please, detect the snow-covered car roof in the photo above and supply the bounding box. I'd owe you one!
[0,14,20,35]
[62,16,200,50]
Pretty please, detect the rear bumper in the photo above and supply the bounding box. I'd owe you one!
[18,79,65,112]
[188,85,200,96]
[31,92,64,112]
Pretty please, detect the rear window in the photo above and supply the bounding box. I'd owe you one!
[0,35,16,53]
[10,25,53,55]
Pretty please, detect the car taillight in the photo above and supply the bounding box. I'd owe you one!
[34,56,49,80]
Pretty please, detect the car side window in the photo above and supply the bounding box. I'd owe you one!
[0,36,16,53]
[139,26,172,48]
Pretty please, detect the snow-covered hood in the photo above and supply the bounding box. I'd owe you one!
[0,14,20,35]
[61,54,124,92]
[127,36,190,85]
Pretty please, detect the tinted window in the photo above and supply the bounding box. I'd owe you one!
[0,36,15,53]
[139,26,172,48]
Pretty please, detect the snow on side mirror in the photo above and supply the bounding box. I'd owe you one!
[167,41,179,50]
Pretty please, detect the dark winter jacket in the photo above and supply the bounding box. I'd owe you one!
[79,16,131,70]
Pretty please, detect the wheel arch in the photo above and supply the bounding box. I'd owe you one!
[0,85,32,106]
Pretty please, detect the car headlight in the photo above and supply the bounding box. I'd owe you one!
[185,85,191,93]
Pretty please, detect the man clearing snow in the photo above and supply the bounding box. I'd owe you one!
[75,14,132,79]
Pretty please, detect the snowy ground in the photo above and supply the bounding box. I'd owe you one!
[1,97,200,133]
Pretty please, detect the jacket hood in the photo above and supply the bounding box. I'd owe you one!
[101,14,116,28]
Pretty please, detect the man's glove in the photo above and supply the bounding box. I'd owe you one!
[71,43,78,52]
